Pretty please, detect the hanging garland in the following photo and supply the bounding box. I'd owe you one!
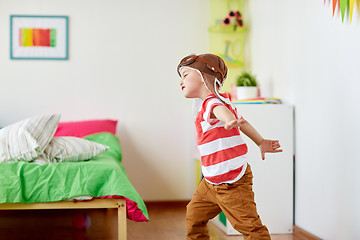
[326,0,359,23]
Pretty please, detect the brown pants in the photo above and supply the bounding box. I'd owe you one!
[186,164,270,240]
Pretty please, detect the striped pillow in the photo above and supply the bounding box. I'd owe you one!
[0,115,60,163]
[43,137,109,162]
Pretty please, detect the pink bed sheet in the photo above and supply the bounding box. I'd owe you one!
[95,195,148,222]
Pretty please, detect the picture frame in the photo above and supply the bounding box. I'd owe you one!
[10,15,69,60]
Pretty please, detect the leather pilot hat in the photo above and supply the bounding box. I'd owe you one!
[177,53,228,97]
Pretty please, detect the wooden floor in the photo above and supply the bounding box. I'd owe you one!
[0,202,302,240]
[128,202,300,240]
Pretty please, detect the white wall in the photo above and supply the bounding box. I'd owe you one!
[0,0,210,201]
[2,1,360,238]
[247,1,360,239]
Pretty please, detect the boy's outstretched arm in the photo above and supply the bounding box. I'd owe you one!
[212,105,243,130]
[212,105,283,160]
[239,119,283,160]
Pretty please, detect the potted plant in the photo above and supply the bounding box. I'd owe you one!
[235,71,259,100]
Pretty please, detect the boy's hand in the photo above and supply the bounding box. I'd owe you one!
[259,139,283,160]
[225,119,246,130]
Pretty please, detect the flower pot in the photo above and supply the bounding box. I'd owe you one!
[236,86,258,100]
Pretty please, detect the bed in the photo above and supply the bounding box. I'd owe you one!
[0,118,149,240]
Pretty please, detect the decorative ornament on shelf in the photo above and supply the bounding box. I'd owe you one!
[221,10,243,31]
[208,0,247,71]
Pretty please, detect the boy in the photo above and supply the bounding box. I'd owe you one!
[177,53,282,240]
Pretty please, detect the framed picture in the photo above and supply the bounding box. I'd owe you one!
[10,15,69,60]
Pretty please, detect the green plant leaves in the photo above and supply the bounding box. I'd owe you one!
[236,72,257,86]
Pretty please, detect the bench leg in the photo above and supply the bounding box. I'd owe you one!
[118,200,127,240]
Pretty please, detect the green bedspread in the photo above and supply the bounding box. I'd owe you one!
[0,132,148,221]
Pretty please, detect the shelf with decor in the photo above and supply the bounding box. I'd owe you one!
[209,25,246,69]
[209,0,247,91]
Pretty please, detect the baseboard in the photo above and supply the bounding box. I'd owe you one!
[293,225,322,240]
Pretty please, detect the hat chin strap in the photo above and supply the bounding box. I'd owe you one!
[214,78,231,105]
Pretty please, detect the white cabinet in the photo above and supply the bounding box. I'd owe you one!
[211,104,294,235]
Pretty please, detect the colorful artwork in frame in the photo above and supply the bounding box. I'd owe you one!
[10,15,68,60]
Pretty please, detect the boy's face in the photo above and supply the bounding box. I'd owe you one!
[180,68,205,99]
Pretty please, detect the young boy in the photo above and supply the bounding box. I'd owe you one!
[177,53,282,240]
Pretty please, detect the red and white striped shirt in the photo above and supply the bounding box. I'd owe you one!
[195,94,248,185]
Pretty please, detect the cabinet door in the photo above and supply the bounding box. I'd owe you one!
[236,104,294,234]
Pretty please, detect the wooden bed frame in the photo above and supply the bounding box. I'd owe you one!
[0,198,127,240]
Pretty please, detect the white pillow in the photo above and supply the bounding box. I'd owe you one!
[0,115,60,163]
[43,137,109,162]
[32,155,51,165]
